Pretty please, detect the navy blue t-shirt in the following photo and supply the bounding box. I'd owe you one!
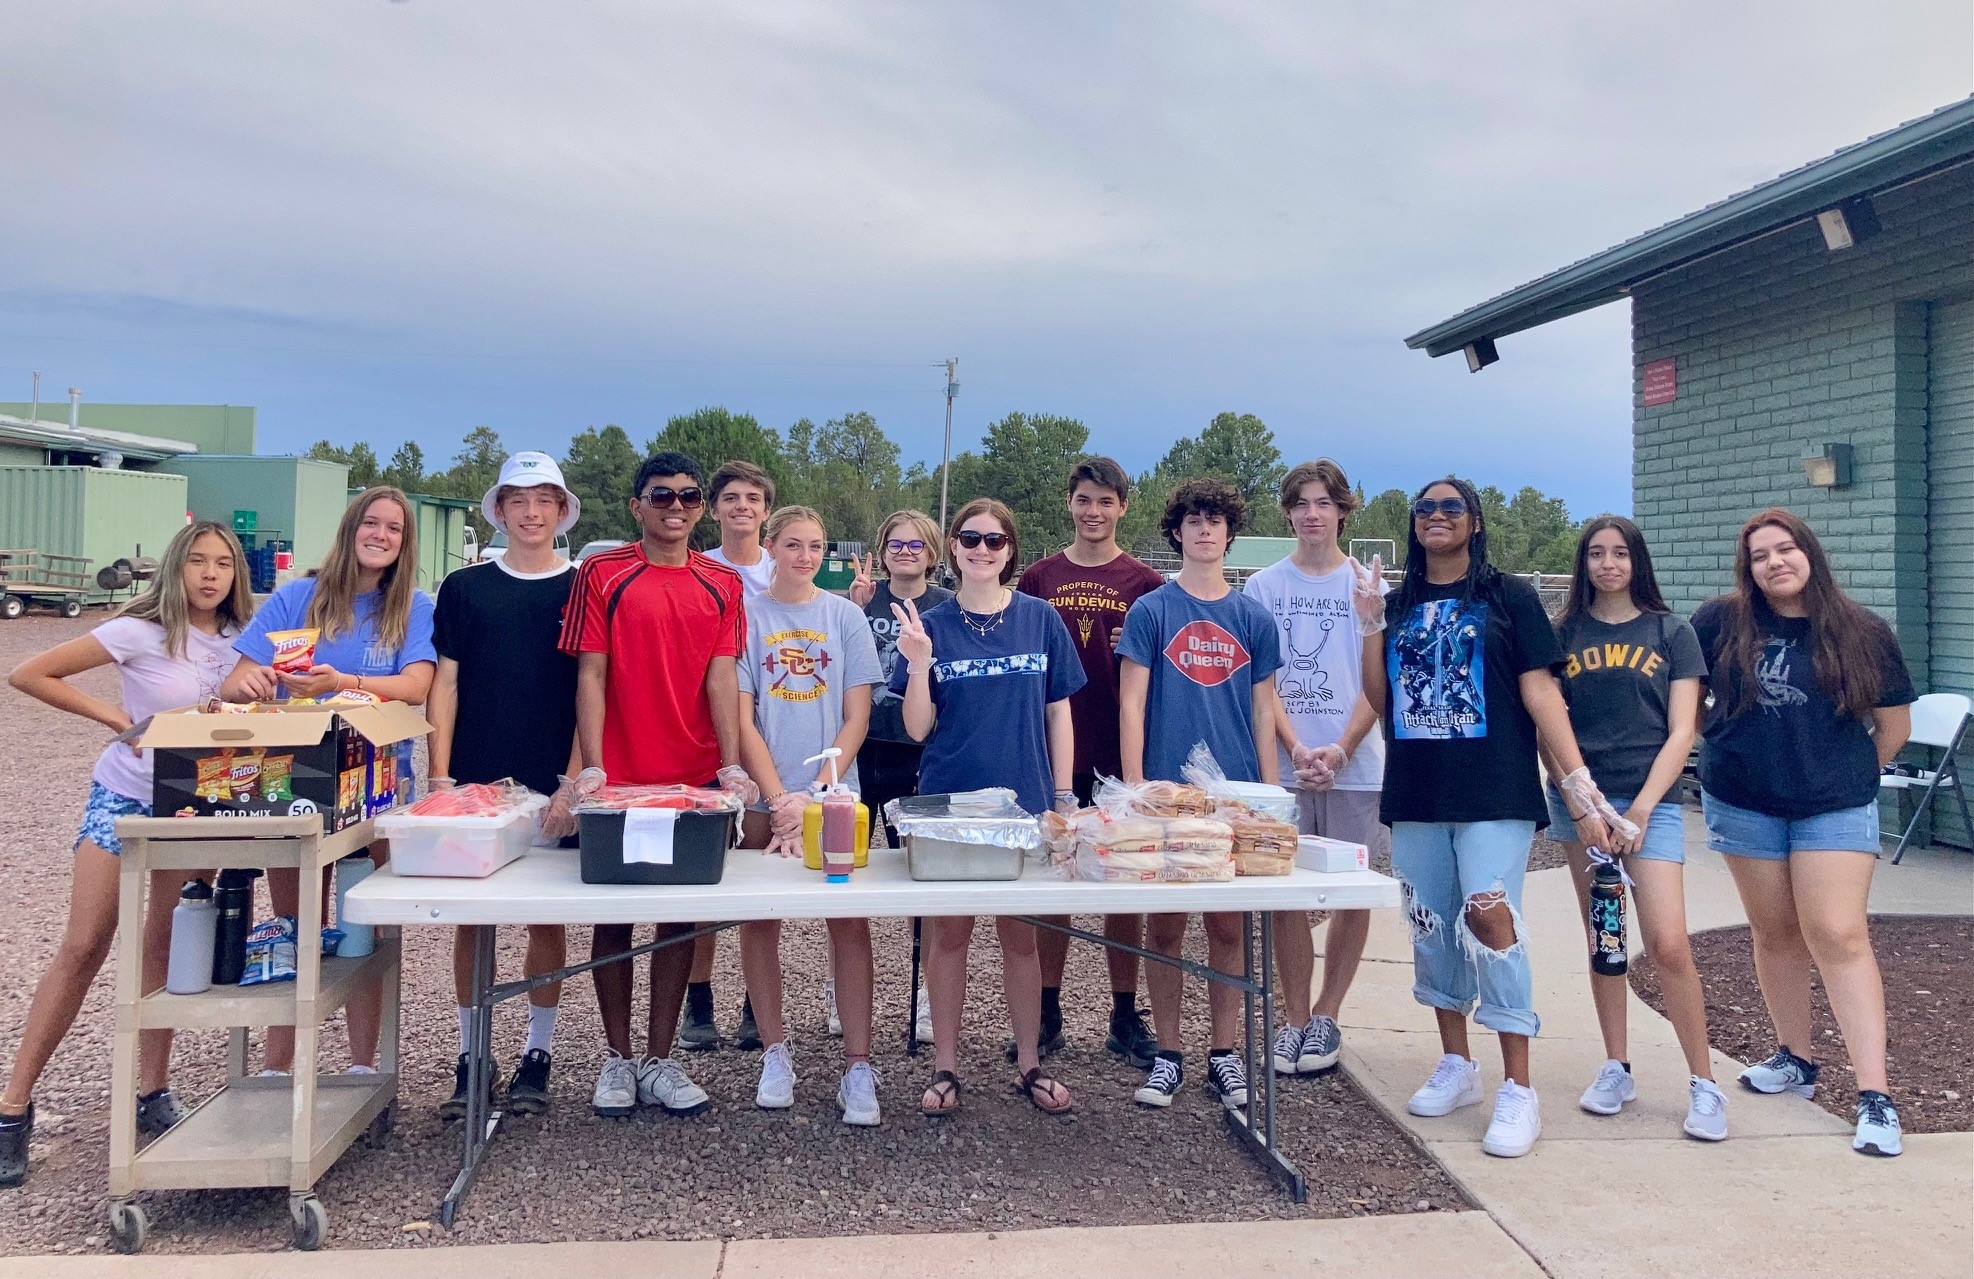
[887,592,1086,815]
[1117,582,1282,784]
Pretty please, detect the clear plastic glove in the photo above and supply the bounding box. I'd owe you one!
[1054,791,1080,817]
[429,776,457,791]
[1349,555,1387,637]
[539,774,586,841]
[1558,767,1640,846]
[571,766,607,798]
[717,764,761,807]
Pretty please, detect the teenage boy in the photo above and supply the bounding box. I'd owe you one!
[1118,478,1281,1110]
[560,452,754,1117]
[686,459,775,1050]
[1242,460,1386,1077]
[1016,457,1164,1067]
[430,453,585,1119]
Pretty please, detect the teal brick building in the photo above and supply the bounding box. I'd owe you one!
[1407,98,1974,849]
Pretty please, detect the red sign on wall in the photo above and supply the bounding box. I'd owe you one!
[1641,358,1677,407]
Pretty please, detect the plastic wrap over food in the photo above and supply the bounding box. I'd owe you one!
[576,783,741,813]
[1180,741,1298,822]
[1230,812,1299,876]
[403,779,543,820]
[885,791,1042,851]
[1090,774,1214,819]
[1058,809,1235,882]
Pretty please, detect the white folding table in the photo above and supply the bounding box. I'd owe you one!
[344,847,1399,1224]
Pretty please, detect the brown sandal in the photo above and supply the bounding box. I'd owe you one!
[1015,1067,1073,1115]
[921,1070,962,1117]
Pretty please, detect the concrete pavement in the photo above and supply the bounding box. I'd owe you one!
[1333,809,1974,1279]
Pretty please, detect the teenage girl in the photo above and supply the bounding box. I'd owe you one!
[735,506,886,1124]
[1691,509,1913,1156]
[1356,477,1628,1160]
[1,521,256,1187]
[223,486,437,1073]
[891,498,1085,1118]
[1542,516,1724,1139]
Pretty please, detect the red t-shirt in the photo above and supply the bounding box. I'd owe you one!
[558,545,746,785]
[1017,549,1166,777]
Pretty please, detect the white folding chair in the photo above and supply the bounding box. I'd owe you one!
[1883,692,1973,864]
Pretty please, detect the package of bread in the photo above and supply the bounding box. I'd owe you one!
[1067,813,1168,881]
[1230,812,1299,876]
[1158,816,1236,882]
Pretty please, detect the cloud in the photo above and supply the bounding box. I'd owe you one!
[0,0,1967,518]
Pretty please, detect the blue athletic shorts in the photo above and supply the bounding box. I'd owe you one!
[76,780,152,856]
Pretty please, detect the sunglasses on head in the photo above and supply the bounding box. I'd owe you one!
[1412,498,1469,519]
[886,538,928,553]
[954,530,1011,550]
[639,487,705,509]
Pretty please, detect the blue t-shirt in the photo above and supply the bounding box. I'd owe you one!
[886,592,1086,815]
[1117,581,1282,784]
[235,577,438,691]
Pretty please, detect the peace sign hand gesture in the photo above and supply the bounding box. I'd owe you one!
[1350,555,1387,637]
[891,597,934,673]
[848,553,877,607]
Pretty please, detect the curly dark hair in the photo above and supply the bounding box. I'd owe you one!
[1161,478,1245,554]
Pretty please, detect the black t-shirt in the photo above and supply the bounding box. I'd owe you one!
[1690,596,1916,819]
[1381,572,1562,827]
[864,579,955,744]
[1556,610,1708,801]
[432,560,580,795]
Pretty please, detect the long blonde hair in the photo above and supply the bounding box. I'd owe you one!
[308,487,420,653]
[118,521,256,658]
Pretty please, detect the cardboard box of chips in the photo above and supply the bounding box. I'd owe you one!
[128,698,430,832]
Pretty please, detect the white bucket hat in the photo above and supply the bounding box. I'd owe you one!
[482,451,581,536]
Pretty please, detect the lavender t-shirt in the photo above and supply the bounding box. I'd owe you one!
[92,616,241,800]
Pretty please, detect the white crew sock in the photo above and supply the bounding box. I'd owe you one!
[457,1006,474,1057]
[525,1003,558,1056]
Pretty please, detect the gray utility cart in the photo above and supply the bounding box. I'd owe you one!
[106,815,401,1253]
[0,549,93,618]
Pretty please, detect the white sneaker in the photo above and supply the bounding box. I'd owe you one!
[914,987,934,1045]
[825,980,842,1037]
[1685,1076,1728,1142]
[344,1063,378,1076]
[637,1057,711,1115]
[1407,1054,1483,1117]
[591,1051,639,1117]
[756,1042,796,1109]
[1482,1081,1541,1158]
[838,1060,881,1126]
[1579,1059,1636,1115]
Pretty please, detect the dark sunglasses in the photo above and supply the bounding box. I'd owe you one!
[886,538,928,553]
[1412,498,1469,519]
[639,487,705,509]
[954,530,1011,551]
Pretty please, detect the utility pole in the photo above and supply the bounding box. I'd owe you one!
[937,358,959,538]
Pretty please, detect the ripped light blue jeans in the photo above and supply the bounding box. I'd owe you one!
[1391,820,1540,1038]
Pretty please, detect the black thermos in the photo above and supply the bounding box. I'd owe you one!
[211,868,261,985]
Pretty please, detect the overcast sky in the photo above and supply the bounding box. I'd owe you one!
[2,2,1969,517]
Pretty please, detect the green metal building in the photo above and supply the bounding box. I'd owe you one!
[162,456,352,569]
[1408,96,1974,848]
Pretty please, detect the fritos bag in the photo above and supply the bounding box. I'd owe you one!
[267,628,320,675]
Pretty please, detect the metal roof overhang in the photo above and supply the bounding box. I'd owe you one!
[0,414,199,461]
[1404,96,1974,359]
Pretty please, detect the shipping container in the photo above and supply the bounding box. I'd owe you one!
[159,455,350,568]
[0,467,190,602]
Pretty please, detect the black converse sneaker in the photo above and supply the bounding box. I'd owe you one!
[0,1105,32,1188]
[507,1050,553,1116]
[1134,1052,1184,1107]
[1206,1050,1250,1108]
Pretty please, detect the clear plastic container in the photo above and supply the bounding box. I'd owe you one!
[377,793,549,878]
[1207,780,1298,823]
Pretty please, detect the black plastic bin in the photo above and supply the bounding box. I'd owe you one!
[578,808,736,885]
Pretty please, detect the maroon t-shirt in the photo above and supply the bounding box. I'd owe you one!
[1018,550,1166,778]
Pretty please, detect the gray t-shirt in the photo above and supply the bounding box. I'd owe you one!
[738,590,885,795]
[1242,557,1387,791]
[1556,609,1708,800]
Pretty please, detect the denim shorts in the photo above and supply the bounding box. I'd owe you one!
[76,780,152,855]
[1700,789,1880,859]
[1543,786,1686,864]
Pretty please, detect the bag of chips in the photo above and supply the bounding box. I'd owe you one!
[196,752,234,802]
[261,754,295,802]
[228,749,266,801]
[240,916,298,986]
[267,628,320,675]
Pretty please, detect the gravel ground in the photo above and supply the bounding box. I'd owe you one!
[1630,915,1973,1132]
[0,613,1463,1255]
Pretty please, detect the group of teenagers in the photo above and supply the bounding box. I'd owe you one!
[0,438,1921,1189]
